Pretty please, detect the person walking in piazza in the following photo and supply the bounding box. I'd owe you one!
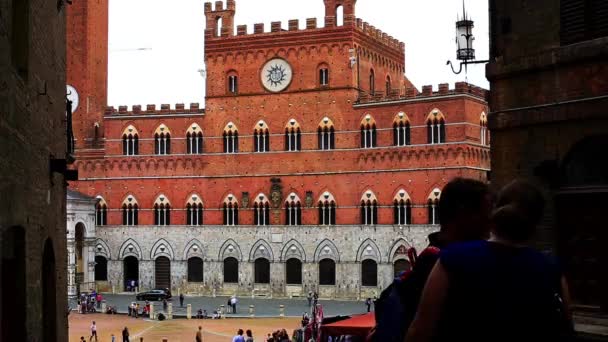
[230,295,238,314]
[180,293,184,307]
[89,320,98,342]
[245,329,254,342]
[307,291,313,307]
[365,298,372,312]
[163,298,168,312]
[96,292,102,309]
[196,326,203,342]
[122,327,130,342]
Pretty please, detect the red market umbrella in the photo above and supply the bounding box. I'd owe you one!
[321,312,376,338]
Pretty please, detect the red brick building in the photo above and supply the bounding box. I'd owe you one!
[67,0,490,297]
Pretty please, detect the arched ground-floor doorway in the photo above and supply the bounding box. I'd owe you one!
[254,258,270,284]
[223,257,239,283]
[123,256,139,291]
[285,258,302,285]
[155,256,171,289]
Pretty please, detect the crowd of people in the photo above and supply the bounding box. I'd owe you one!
[77,290,103,314]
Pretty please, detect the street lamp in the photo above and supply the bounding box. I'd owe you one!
[447,2,488,75]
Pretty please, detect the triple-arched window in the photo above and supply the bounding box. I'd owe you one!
[223,194,239,226]
[285,120,301,152]
[122,126,139,156]
[153,195,171,226]
[253,121,270,153]
[186,195,204,226]
[122,195,139,226]
[318,192,337,225]
[393,190,412,225]
[360,191,378,225]
[95,197,107,226]
[285,193,302,226]
[223,122,239,153]
[186,124,203,154]
[318,117,335,150]
[393,112,411,146]
[427,110,446,144]
[361,114,377,148]
[253,194,270,226]
[154,125,171,155]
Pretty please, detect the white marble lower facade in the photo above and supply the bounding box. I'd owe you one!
[92,225,437,299]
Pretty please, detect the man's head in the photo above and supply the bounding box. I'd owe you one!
[238,329,244,335]
[438,178,492,243]
[198,326,202,330]
[92,321,95,324]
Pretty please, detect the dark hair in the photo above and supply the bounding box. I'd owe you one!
[492,180,545,242]
[238,329,244,335]
[438,178,490,225]
[246,329,252,337]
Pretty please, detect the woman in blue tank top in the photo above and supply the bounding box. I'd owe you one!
[405,180,574,342]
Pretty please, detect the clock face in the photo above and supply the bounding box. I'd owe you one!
[66,85,79,113]
[260,58,293,93]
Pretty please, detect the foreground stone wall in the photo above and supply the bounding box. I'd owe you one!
[95,225,436,299]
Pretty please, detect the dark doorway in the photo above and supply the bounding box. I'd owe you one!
[393,259,411,277]
[123,256,139,291]
[285,258,302,285]
[223,257,239,283]
[155,256,171,289]
[42,239,57,342]
[75,223,85,285]
[1,227,26,342]
[95,256,108,281]
[319,259,336,285]
[254,258,270,284]
[361,259,378,286]
[187,257,204,282]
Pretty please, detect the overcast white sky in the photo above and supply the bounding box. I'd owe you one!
[108,0,489,108]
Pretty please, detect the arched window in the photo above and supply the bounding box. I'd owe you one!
[369,69,375,95]
[223,122,239,153]
[186,194,204,226]
[285,258,302,284]
[480,112,489,146]
[154,124,171,155]
[285,119,301,152]
[227,71,238,94]
[318,192,337,225]
[223,257,239,283]
[186,124,203,154]
[393,112,411,146]
[428,188,441,225]
[318,63,330,86]
[122,125,139,156]
[95,256,108,281]
[393,190,412,225]
[223,194,239,226]
[361,259,378,286]
[253,120,270,153]
[216,17,223,37]
[319,258,336,285]
[187,257,204,282]
[427,110,446,144]
[318,117,335,150]
[285,193,302,226]
[95,196,107,226]
[122,195,139,226]
[385,75,392,95]
[254,258,270,284]
[360,114,377,148]
[336,5,344,26]
[153,195,171,226]
[253,193,270,226]
[360,191,378,225]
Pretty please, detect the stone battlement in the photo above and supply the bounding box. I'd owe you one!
[357,82,489,104]
[204,0,403,53]
[104,103,205,116]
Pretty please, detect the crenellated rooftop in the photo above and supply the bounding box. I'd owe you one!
[204,0,404,53]
[104,103,205,117]
[355,82,489,105]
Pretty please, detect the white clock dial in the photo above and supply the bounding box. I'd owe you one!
[261,58,293,93]
[66,85,79,113]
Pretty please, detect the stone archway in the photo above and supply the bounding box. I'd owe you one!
[123,256,139,291]
[155,256,171,290]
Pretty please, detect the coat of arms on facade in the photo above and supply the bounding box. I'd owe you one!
[270,178,282,209]
[241,192,249,209]
[305,191,314,208]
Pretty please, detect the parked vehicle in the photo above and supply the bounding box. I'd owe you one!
[136,290,170,301]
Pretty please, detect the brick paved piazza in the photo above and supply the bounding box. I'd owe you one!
[69,313,300,342]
